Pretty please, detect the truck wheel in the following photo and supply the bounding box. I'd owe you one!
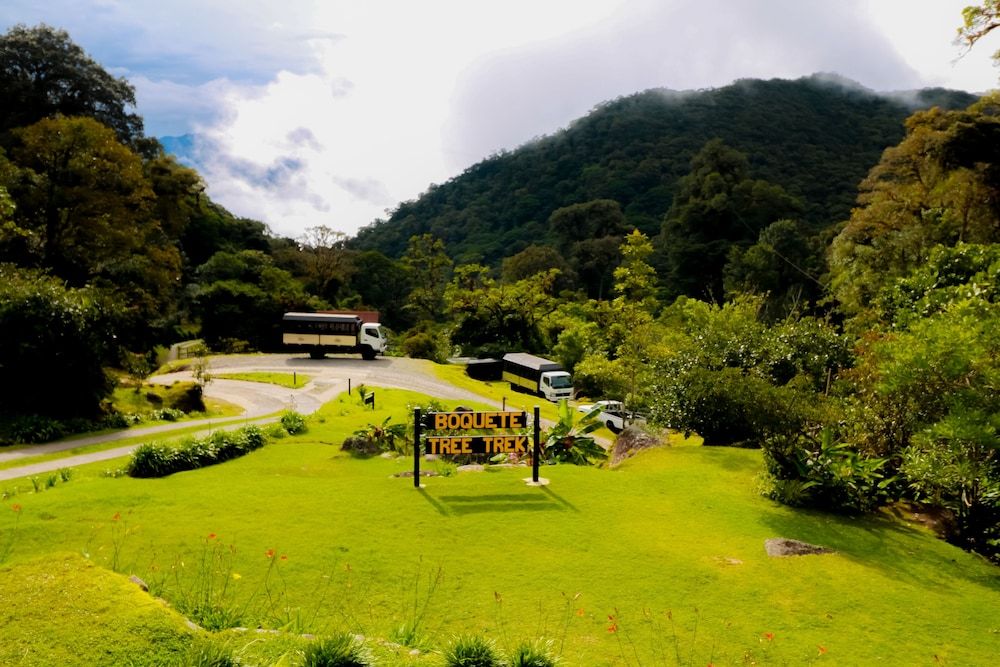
[607,422,622,434]
[309,349,325,360]
[361,346,376,360]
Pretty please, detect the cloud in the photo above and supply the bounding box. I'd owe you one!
[444,0,924,169]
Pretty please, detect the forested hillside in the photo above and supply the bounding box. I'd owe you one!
[352,75,975,265]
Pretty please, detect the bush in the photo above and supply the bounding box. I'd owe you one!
[652,367,819,447]
[401,331,444,362]
[762,427,894,513]
[442,635,503,667]
[302,633,374,667]
[2,414,66,443]
[280,411,307,435]
[508,639,559,667]
[164,382,205,413]
[127,425,267,478]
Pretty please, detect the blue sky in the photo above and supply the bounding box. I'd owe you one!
[2,0,997,238]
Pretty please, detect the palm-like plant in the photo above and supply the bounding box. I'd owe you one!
[544,400,607,465]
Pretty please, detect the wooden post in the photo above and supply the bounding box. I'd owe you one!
[532,405,540,483]
[413,408,422,488]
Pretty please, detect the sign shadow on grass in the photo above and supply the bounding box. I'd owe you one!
[432,492,569,516]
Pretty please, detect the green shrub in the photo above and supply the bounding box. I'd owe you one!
[301,633,374,667]
[401,332,443,362]
[652,367,819,447]
[762,427,894,513]
[127,425,268,478]
[280,411,307,435]
[442,635,503,667]
[508,639,559,667]
[164,381,205,413]
[3,415,66,443]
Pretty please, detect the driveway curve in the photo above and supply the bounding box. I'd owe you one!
[0,354,501,481]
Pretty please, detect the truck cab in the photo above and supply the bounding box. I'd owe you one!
[540,370,573,402]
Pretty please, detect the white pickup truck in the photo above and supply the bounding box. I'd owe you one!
[577,400,645,434]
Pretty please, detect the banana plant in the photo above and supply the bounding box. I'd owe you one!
[544,399,608,465]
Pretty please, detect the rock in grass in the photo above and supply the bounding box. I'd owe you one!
[128,575,149,592]
[765,538,834,557]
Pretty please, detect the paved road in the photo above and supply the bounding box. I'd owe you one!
[0,354,502,482]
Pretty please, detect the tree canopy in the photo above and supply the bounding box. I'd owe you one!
[0,24,149,153]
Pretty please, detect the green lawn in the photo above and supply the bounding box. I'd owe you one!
[214,371,311,389]
[2,387,999,665]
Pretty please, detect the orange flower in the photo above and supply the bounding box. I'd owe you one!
[207,533,217,540]
[112,512,121,522]
[575,608,585,617]
[818,645,828,655]
[11,503,21,513]
[607,623,618,633]
[280,554,288,561]
[763,632,775,642]
[265,548,275,559]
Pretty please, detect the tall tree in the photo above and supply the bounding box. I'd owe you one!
[0,24,149,153]
[658,139,802,301]
[401,233,452,322]
[3,116,181,347]
[829,97,1000,320]
[298,225,355,303]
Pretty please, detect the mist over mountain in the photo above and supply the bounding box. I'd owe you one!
[350,75,976,265]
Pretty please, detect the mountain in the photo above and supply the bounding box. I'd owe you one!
[350,75,976,265]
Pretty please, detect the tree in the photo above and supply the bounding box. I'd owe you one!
[446,267,560,357]
[501,244,577,292]
[658,139,802,301]
[4,116,181,348]
[0,264,117,417]
[192,251,322,351]
[0,24,148,152]
[548,200,629,298]
[723,218,825,318]
[829,98,1000,321]
[401,234,452,322]
[298,225,355,303]
[958,2,1000,62]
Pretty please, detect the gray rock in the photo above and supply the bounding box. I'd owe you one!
[128,574,148,592]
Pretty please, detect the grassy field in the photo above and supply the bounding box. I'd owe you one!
[2,387,999,665]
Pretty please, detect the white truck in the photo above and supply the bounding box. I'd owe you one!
[501,352,574,402]
[577,400,646,434]
[282,312,387,360]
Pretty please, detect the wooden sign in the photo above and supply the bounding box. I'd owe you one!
[413,407,542,486]
[425,434,529,455]
[423,411,527,431]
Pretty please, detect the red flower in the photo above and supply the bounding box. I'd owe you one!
[818,645,828,655]
[763,632,774,642]
[11,503,21,513]
[265,548,275,559]
[207,533,217,540]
